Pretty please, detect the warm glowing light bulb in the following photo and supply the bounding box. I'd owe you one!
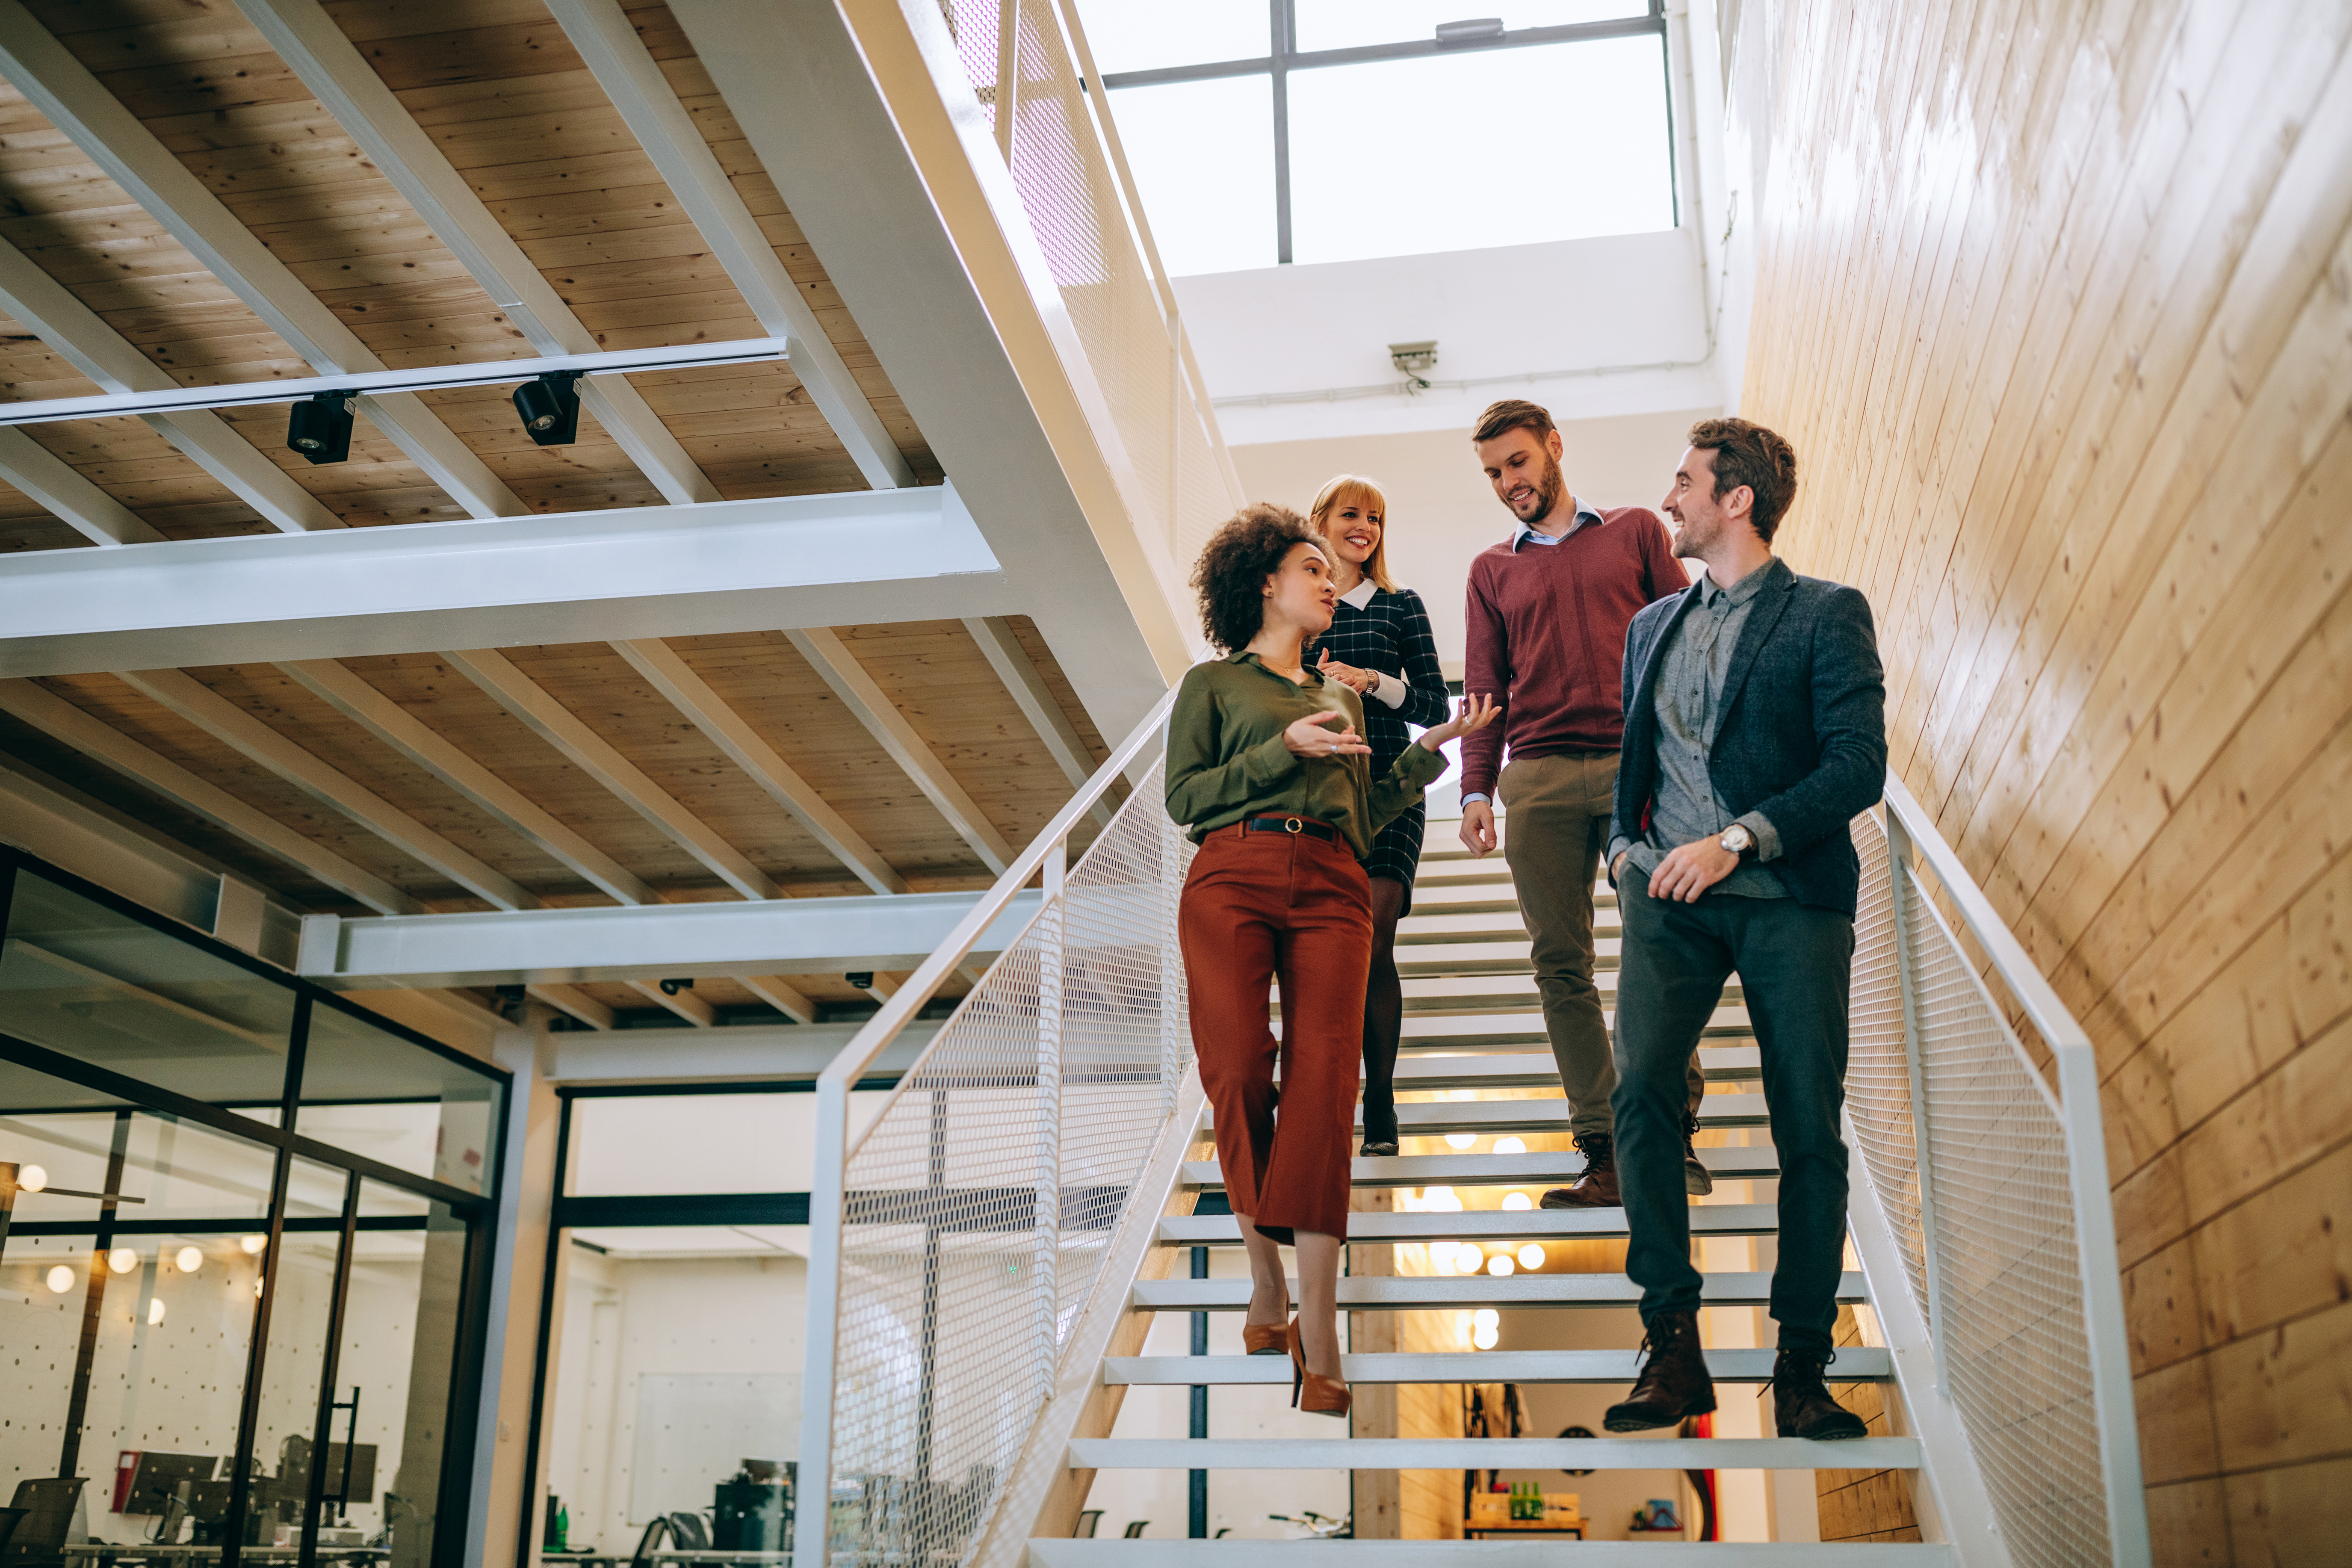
[1472,1309,1499,1329]
[16,1163,45,1193]
[175,1246,204,1274]
[1425,1186,1463,1213]
[1500,1190,1533,1211]
[1487,1254,1514,1277]
[1429,1241,1458,1272]
[45,1264,74,1293]
[1471,1322,1499,1349]
[239,1234,266,1255]
[108,1246,138,1275]
[148,1297,167,1326]
[1517,1243,1545,1270]
[1494,1136,1526,1155]
[1444,1132,1477,1150]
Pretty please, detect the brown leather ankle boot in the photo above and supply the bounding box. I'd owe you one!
[1539,1131,1621,1208]
[1768,1348,1869,1439]
[1682,1110,1714,1196]
[1604,1310,1715,1431]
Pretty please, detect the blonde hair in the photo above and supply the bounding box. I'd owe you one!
[1306,473,1397,594]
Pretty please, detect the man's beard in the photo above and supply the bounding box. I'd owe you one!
[1517,453,1568,524]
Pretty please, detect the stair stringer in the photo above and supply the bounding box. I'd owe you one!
[966,1067,1209,1568]
[1844,1110,2015,1568]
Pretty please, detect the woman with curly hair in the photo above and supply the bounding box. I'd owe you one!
[1301,474,1451,1158]
[1167,502,1496,1419]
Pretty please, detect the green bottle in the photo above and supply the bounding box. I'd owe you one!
[555,1504,568,1551]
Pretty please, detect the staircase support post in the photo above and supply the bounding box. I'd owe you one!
[1884,812,1949,1392]
[1033,841,1067,1407]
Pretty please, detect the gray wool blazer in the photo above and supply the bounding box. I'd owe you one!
[1608,556,1888,917]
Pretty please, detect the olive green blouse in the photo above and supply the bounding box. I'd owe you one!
[1165,651,1450,860]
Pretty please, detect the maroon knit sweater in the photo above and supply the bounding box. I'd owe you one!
[1459,506,1690,799]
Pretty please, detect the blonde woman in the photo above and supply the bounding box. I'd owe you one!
[1303,475,1451,1156]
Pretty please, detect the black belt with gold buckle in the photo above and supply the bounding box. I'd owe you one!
[1244,815,1336,842]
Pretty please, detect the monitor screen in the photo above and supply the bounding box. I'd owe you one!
[122,1454,217,1516]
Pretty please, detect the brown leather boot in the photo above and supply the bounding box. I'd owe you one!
[1539,1132,1620,1208]
[1604,1311,1715,1431]
[1768,1349,1869,1439]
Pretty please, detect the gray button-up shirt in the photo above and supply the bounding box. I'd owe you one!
[1610,561,1787,898]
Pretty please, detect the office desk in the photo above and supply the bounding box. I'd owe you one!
[63,1548,392,1565]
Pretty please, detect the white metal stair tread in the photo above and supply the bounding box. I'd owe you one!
[1104,1347,1894,1383]
[1398,1008,1752,1036]
[1183,1145,1779,1188]
[1396,1045,1761,1085]
[1067,1436,1921,1470]
[1158,1203,1782,1245]
[1134,1272,1865,1310]
[1029,1544,1952,1565]
[1202,1093,1771,1133]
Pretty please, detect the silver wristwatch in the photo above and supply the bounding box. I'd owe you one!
[1719,822,1755,858]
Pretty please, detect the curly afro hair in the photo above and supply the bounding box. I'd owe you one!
[1190,502,1324,653]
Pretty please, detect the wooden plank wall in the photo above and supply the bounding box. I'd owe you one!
[1739,0,2352,1560]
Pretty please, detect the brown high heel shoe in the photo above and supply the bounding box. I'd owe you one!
[1285,1317,1352,1419]
[1242,1322,1288,1356]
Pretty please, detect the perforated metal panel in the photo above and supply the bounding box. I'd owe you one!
[1847,812,2115,1568]
[817,761,1192,1560]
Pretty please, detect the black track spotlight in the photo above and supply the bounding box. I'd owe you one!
[658,977,694,998]
[286,391,356,465]
[513,370,585,446]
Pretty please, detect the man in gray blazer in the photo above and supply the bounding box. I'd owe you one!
[1597,417,1888,1442]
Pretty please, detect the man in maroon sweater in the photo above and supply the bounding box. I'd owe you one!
[1458,400,1704,1206]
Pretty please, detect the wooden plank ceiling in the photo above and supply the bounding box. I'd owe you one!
[0,0,1115,1027]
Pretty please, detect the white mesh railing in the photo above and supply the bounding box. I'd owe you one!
[1844,776,2151,1568]
[795,695,1190,1565]
[933,0,1244,568]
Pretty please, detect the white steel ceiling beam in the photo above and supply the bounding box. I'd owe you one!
[441,648,783,903]
[231,0,721,507]
[0,233,340,534]
[786,627,1015,875]
[0,3,525,520]
[278,657,658,907]
[611,638,909,896]
[112,667,541,912]
[679,0,1189,750]
[0,337,790,428]
[0,677,420,915]
[0,426,164,546]
[544,0,916,491]
[0,484,1008,679]
[547,1020,942,1085]
[295,887,1044,989]
[963,616,1115,831]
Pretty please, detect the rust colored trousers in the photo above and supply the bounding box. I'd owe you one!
[1179,822,1373,1243]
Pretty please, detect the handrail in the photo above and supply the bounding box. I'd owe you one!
[793,686,1181,1567]
[1873,770,2152,1567]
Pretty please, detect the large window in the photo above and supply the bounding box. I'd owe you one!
[1078,0,1677,275]
[0,851,506,1568]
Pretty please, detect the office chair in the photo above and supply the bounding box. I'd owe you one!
[1121,1521,1148,1537]
[3,1479,85,1568]
[0,1509,23,1554]
[1073,1510,1101,1538]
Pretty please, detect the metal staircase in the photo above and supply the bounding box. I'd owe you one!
[1040,827,1942,1561]
[792,701,2149,1568]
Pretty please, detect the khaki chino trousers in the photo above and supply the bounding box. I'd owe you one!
[1498,752,1703,1138]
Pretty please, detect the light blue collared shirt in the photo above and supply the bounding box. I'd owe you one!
[1464,498,1608,806]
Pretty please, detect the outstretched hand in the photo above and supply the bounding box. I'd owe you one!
[1416,693,1501,752]
[1282,709,1372,760]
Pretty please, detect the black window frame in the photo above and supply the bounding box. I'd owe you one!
[1095,0,1678,265]
[0,845,511,1568]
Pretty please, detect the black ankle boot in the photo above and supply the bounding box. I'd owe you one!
[1768,1348,1869,1439]
[1604,1310,1715,1431]
[1359,1087,1398,1158]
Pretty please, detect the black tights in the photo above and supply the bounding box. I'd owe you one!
[1359,876,1409,1146]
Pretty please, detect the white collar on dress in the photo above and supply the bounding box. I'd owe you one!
[1336,578,1379,609]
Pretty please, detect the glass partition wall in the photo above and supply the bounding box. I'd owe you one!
[0,851,506,1568]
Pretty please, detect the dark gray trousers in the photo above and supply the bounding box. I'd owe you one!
[1610,876,1856,1353]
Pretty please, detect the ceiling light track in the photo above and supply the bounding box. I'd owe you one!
[0,337,792,428]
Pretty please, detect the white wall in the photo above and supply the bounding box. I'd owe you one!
[1181,231,1720,449]
[1227,412,1714,673]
